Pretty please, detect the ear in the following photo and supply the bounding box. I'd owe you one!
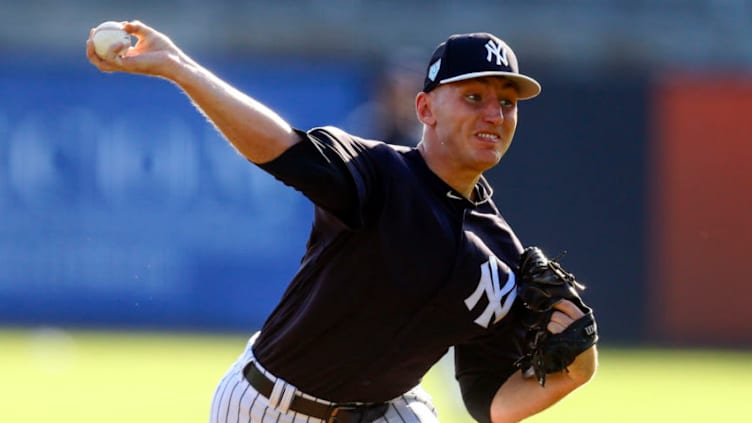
[415,92,436,126]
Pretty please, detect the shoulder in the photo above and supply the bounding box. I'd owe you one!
[305,126,415,181]
[308,126,411,156]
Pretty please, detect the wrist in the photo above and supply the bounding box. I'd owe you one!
[168,51,202,86]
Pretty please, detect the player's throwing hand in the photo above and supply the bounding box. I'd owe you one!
[86,20,186,78]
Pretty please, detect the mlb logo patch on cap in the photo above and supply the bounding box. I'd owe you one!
[428,58,442,82]
[423,32,541,100]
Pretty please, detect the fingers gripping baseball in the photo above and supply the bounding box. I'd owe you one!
[86,20,184,78]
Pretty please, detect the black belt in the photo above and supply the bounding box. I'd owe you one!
[242,362,388,423]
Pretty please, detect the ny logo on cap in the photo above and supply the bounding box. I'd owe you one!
[485,40,508,67]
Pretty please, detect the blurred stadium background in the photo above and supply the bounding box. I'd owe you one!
[1,0,751,421]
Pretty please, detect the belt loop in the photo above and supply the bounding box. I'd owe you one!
[269,377,296,413]
[268,378,284,409]
[278,382,296,413]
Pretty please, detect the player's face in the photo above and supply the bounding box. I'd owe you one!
[429,77,518,172]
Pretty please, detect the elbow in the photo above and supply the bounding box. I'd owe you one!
[486,347,599,423]
[568,345,598,386]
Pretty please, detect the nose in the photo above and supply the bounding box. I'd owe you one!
[483,98,504,125]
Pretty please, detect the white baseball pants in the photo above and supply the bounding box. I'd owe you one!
[209,333,440,423]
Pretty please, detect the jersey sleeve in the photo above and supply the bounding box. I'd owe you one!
[454,306,528,423]
[256,126,381,228]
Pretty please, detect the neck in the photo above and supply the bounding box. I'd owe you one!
[417,142,481,200]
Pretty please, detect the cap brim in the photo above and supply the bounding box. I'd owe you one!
[440,71,541,100]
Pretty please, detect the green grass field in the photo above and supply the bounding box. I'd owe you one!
[1,327,750,422]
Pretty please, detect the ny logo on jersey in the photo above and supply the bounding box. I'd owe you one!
[464,255,516,328]
[484,40,509,67]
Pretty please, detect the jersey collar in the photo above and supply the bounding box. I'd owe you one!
[445,176,493,207]
[406,149,494,208]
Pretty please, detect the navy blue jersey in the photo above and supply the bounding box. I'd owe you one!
[253,127,526,407]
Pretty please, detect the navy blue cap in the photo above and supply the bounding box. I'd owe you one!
[423,33,541,99]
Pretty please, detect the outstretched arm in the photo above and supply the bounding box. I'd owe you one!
[86,20,299,163]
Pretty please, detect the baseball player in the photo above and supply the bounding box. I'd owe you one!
[86,22,598,423]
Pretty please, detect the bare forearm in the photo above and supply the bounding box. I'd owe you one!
[490,346,598,422]
[171,55,298,163]
[86,21,299,164]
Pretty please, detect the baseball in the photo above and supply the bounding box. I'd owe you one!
[92,21,132,60]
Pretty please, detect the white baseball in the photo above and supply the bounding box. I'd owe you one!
[92,21,132,60]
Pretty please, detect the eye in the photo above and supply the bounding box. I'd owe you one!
[500,98,516,108]
[465,93,482,102]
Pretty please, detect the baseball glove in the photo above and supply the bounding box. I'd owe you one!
[514,246,598,386]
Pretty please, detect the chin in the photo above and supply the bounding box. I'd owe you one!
[474,152,503,172]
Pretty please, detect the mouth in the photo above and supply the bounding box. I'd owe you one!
[475,132,501,143]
